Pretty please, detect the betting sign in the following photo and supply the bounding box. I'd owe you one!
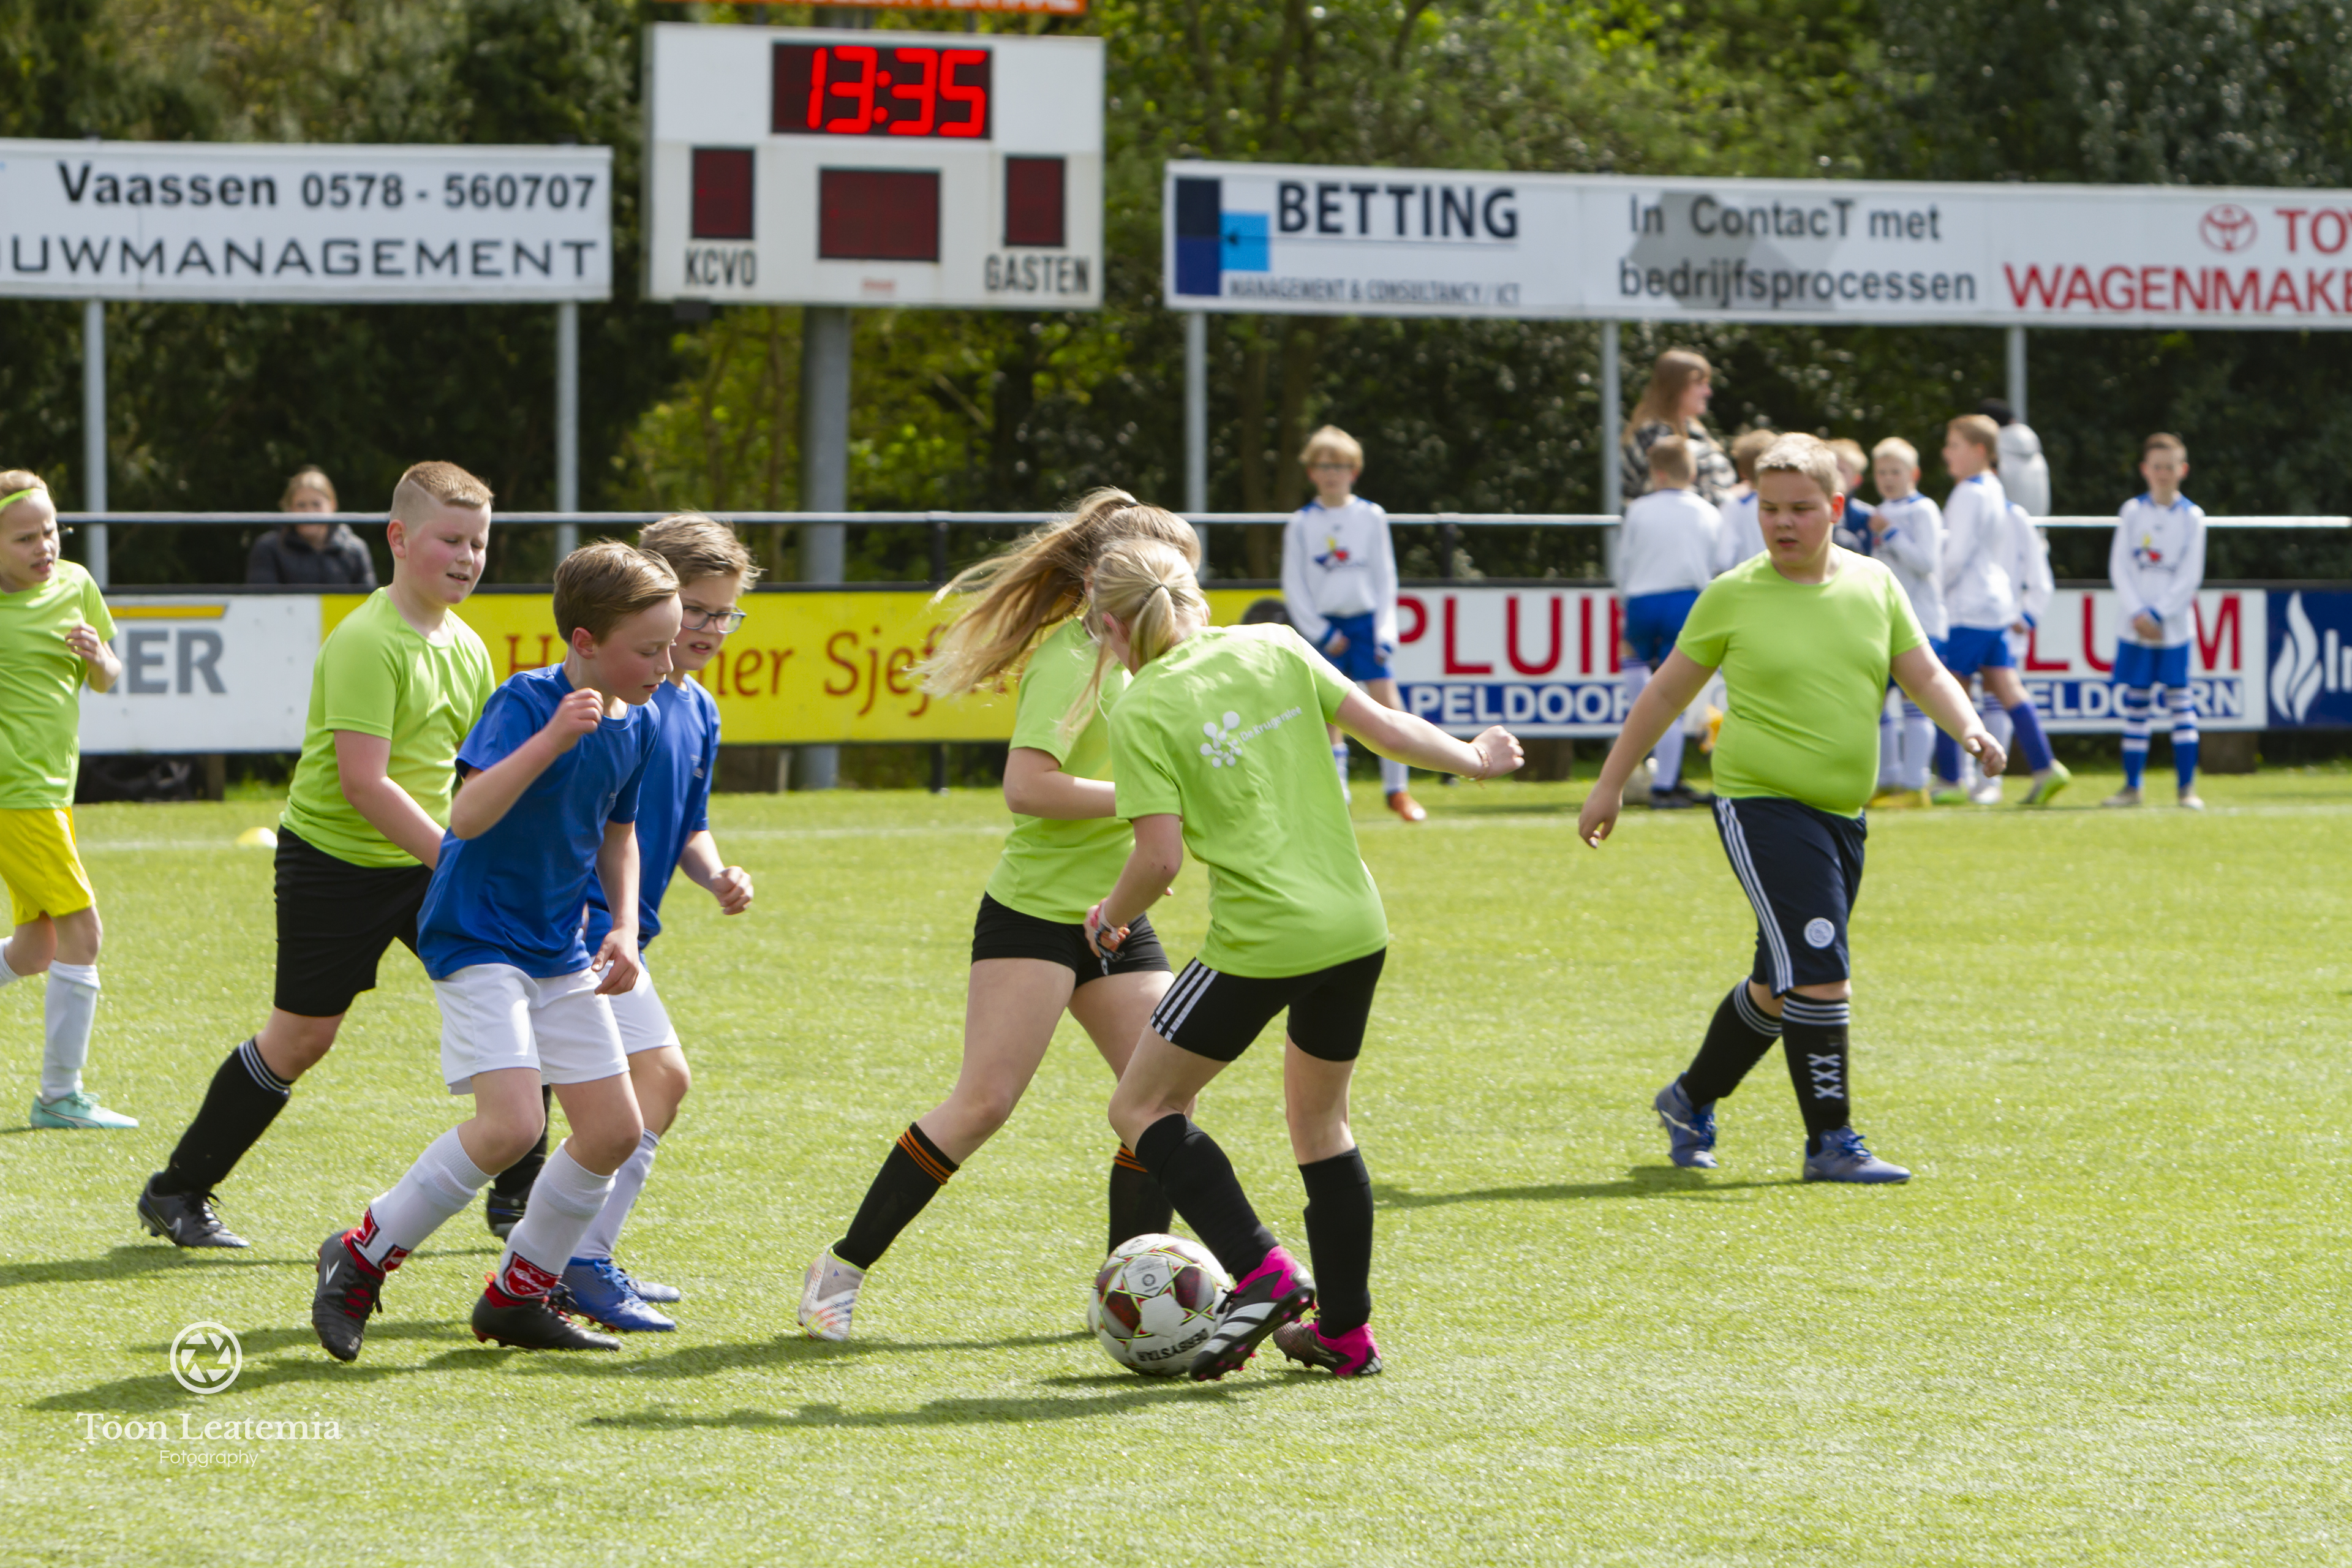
[645,23,1102,309]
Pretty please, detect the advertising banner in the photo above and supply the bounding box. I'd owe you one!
[2265,589,2352,728]
[0,141,612,302]
[1391,586,2267,737]
[79,597,319,753]
[1166,159,2352,329]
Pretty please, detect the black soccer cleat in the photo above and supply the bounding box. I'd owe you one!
[311,1231,384,1362]
[471,1292,622,1352]
[484,1189,527,1240]
[138,1175,251,1248]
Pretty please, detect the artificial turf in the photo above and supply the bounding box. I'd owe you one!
[1,769,2345,1566]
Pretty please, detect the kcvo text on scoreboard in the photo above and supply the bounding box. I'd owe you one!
[1166,161,2352,328]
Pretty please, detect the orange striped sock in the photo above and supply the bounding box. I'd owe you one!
[836,1123,959,1270]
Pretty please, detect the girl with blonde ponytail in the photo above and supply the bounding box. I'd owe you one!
[1081,537,1524,1381]
[799,494,1202,1341]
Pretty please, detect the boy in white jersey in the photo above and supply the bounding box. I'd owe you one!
[1864,439,1947,807]
[1281,425,1422,822]
[1973,498,2056,803]
[1934,414,2070,806]
[1711,428,1777,575]
[2104,433,2207,809]
[1616,436,1719,808]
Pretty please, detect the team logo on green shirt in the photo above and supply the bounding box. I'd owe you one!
[1197,704,1307,770]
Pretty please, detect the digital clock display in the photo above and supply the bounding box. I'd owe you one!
[771,43,991,140]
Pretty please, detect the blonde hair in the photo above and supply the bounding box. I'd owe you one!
[0,470,50,521]
[1825,438,1869,476]
[281,466,337,511]
[1298,424,1364,469]
[1729,427,1778,483]
[1646,435,1695,486]
[919,489,1198,696]
[2144,432,2187,459]
[1755,434,1842,501]
[639,512,761,588]
[1627,349,1714,440]
[390,460,492,524]
[1947,414,2001,462]
[1068,537,1208,737]
[554,540,679,645]
[1872,437,1920,469]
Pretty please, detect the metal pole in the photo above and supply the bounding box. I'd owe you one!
[1599,320,1623,518]
[1184,310,1208,569]
[554,301,579,558]
[798,304,852,791]
[2005,324,2028,425]
[82,300,107,587]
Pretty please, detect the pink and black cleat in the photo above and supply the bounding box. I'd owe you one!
[1187,1244,1316,1382]
[1272,1317,1384,1378]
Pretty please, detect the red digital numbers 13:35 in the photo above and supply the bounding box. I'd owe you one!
[771,43,991,140]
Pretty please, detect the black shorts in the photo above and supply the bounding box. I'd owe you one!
[1148,949,1387,1064]
[969,893,1171,984]
[272,826,431,1018]
[1710,796,1866,996]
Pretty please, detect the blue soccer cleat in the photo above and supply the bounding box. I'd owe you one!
[617,1266,680,1304]
[1653,1078,1719,1169]
[1803,1128,1912,1184]
[556,1256,676,1332]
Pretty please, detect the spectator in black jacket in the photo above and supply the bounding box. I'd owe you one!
[246,467,376,587]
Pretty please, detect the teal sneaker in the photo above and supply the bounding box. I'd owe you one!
[2021,760,2073,807]
[30,1091,137,1129]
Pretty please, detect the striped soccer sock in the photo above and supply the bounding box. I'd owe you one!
[835,1123,959,1271]
[2118,685,2152,789]
[160,1038,292,1196]
[1107,1144,1175,1254]
[2169,687,2200,789]
[1779,995,1853,1150]
[1682,983,1784,1106]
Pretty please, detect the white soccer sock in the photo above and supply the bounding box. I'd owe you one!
[0,943,21,989]
[40,962,99,1102]
[1330,743,1351,800]
[493,1144,616,1300]
[1378,756,1409,795]
[1652,720,1686,790]
[1985,702,2015,750]
[352,1128,494,1270]
[573,1128,658,1263]
[1900,710,1936,790]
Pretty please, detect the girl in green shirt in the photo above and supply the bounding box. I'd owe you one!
[1083,537,1521,1381]
[799,492,1204,1342]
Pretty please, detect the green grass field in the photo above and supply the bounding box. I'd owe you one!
[3,769,2348,1566]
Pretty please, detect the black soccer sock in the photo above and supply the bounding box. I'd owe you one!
[835,1123,959,1271]
[1298,1147,1374,1336]
[488,1085,554,1206]
[159,1039,292,1196]
[1107,1144,1175,1255]
[1779,995,1853,1150]
[1133,1114,1277,1281]
[1681,984,1784,1106]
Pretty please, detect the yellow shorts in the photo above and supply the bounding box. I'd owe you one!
[0,808,96,926]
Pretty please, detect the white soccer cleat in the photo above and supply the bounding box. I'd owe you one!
[1967,777,2003,806]
[797,1248,865,1342]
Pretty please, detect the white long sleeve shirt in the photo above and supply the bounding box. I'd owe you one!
[1617,487,1721,598]
[1871,491,1949,640]
[1940,472,2017,630]
[2003,502,2054,628]
[1997,421,2051,517]
[1713,491,1765,575]
[1281,497,1400,652]
[2109,493,2207,648]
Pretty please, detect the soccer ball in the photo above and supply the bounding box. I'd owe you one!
[1087,1234,1231,1376]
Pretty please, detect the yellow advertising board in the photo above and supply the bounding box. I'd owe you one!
[322,587,1272,744]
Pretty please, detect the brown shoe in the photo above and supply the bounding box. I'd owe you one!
[1385,790,1426,823]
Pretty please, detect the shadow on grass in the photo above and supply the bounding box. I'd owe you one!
[1373,1167,1795,1208]
[0,1245,295,1292]
[484,1329,1096,1383]
[24,1320,478,1411]
[584,1381,1255,1432]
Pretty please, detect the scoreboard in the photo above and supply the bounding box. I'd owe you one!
[645,24,1102,310]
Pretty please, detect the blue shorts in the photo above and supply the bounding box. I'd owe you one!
[1621,589,1700,668]
[2112,641,2190,691]
[1938,624,2015,676]
[1317,612,1392,682]
[1711,795,1866,996]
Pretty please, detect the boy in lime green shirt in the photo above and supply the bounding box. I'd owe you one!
[0,474,132,1131]
[1580,435,2002,1184]
[139,462,497,1249]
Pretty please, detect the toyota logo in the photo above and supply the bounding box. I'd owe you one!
[2200,203,2257,252]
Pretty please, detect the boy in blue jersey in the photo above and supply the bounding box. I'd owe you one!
[310,541,683,1360]
[554,515,758,1332]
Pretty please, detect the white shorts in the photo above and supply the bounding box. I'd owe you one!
[609,957,682,1057]
[433,963,629,1095]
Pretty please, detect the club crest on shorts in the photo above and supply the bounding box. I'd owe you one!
[1803,917,1836,949]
